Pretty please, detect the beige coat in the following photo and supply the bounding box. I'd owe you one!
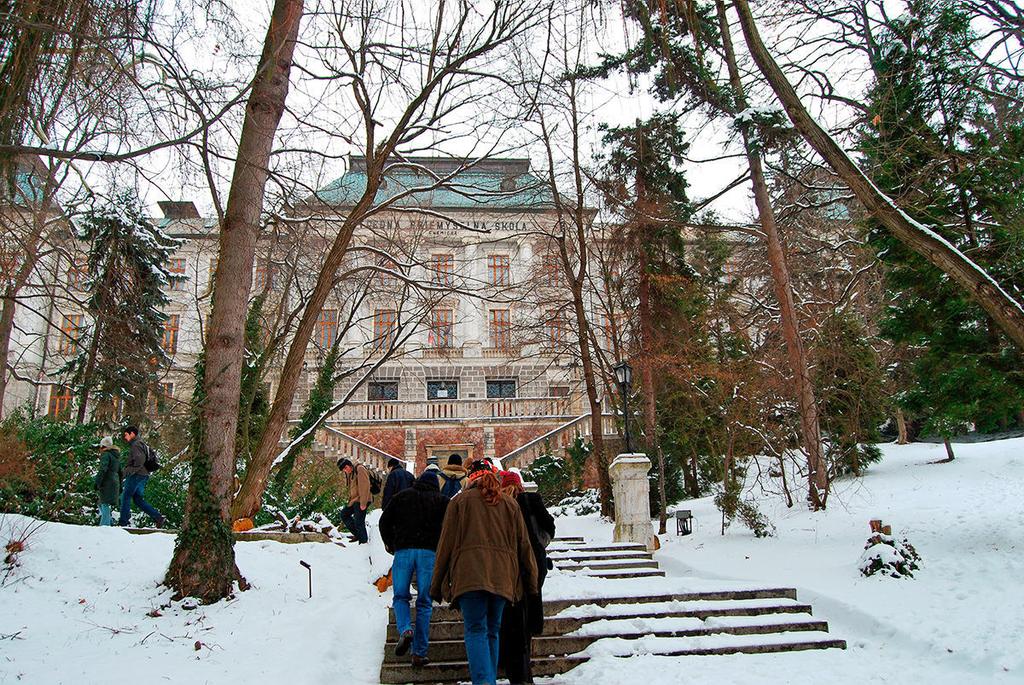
[429,482,539,604]
[347,464,371,508]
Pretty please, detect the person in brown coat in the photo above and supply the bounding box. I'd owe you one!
[430,460,539,685]
[337,458,371,544]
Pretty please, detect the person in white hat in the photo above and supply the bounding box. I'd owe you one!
[94,436,122,526]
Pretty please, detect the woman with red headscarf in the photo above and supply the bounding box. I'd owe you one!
[430,460,539,685]
[497,470,555,684]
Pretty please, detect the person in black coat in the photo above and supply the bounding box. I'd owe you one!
[379,471,449,668]
[381,457,415,510]
[497,470,555,684]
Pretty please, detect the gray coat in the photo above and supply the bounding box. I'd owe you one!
[124,438,150,477]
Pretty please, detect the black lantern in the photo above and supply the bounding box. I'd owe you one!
[613,360,633,453]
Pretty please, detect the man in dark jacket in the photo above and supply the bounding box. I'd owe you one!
[379,471,449,668]
[94,436,122,526]
[118,426,165,528]
[381,457,414,509]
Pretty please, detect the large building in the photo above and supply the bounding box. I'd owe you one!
[3,156,616,472]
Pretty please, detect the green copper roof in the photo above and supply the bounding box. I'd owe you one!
[313,157,554,210]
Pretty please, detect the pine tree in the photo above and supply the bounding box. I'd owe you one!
[69,191,180,424]
[596,112,696,532]
[859,0,1024,449]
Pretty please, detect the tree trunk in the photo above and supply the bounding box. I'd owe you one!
[896,407,908,445]
[638,252,667,533]
[166,0,303,603]
[716,0,827,509]
[731,0,1024,352]
[942,438,955,462]
[0,285,18,416]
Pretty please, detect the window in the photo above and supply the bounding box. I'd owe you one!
[545,309,567,348]
[254,259,276,290]
[58,314,83,355]
[428,308,454,348]
[48,385,72,417]
[431,254,454,287]
[427,380,458,400]
[373,308,397,351]
[149,382,175,415]
[162,314,180,355]
[489,308,511,350]
[168,258,188,291]
[541,252,562,286]
[487,255,510,286]
[548,384,570,397]
[66,261,88,290]
[368,380,399,401]
[375,255,399,287]
[486,378,517,399]
[317,308,339,348]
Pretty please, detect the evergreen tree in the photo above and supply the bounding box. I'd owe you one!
[596,113,696,531]
[69,191,180,424]
[859,0,1024,449]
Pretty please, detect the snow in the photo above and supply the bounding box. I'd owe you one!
[0,518,389,685]
[3,438,1023,684]
[544,438,1024,684]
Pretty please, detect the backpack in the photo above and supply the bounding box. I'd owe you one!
[368,470,382,496]
[439,472,463,500]
[143,444,161,473]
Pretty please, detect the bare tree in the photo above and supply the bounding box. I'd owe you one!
[231,0,545,520]
[165,0,304,603]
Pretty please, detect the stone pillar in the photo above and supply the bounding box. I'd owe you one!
[483,426,496,461]
[404,428,418,471]
[609,453,654,550]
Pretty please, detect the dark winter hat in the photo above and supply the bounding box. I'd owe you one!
[467,459,495,480]
[337,458,353,471]
[388,457,403,470]
[447,454,463,466]
[417,470,440,489]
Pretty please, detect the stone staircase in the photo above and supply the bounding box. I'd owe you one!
[379,536,845,684]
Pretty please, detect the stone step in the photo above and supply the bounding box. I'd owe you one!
[549,543,648,553]
[548,550,653,562]
[379,635,846,683]
[554,559,661,571]
[582,569,666,579]
[382,618,831,664]
[389,589,803,624]
[380,654,586,684]
[553,536,585,543]
[386,602,814,640]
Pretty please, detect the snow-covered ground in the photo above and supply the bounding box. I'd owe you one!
[2,438,1022,684]
[549,438,1024,684]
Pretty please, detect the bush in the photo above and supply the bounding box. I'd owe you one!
[548,489,601,517]
[523,437,590,508]
[0,411,104,524]
[713,473,775,538]
[859,533,921,578]
[259,450,348,526]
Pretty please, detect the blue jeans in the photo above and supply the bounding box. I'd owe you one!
[392,548,436,658]
[99,503,113,526]
[339,503,368,543]
[459,590,506,685]
[118,474,162,526]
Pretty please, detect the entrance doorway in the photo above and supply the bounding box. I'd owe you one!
[427,444,474,467]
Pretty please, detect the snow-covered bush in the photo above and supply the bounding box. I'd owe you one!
[858,533,921,578]
[548,488,601,517]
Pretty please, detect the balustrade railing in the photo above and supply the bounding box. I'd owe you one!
[326,395,584,424]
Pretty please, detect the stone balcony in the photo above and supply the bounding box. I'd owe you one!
[325,395,585,426]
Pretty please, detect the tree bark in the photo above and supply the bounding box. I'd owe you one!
[942,438,955,462]
[638,249,667,533]
[896,407,908,445]
[166,0,303,603]
[716,0,828,509]
[731,0,1024,352]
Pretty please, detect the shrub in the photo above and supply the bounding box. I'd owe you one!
[859,533,921,578]
[713,474,775,538]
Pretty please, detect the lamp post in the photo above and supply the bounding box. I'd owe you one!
[613,360,633,453]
